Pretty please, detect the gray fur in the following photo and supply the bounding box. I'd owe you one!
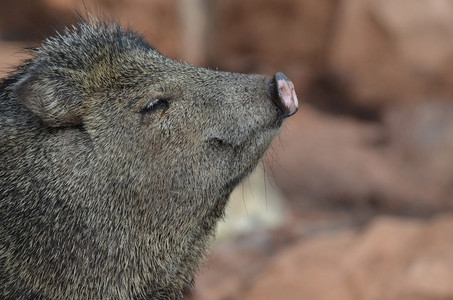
[0,20,289,299]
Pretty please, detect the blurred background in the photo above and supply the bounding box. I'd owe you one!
[1,0,453,299]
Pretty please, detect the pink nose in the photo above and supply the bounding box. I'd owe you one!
[274,72,299,117]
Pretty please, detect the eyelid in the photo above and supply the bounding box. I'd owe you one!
[140,98,170,114]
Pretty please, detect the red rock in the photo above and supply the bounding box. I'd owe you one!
[270,106,449,214]
[329,0,453,106]
[241,215,453,300]
[242,231,356,300]
[0,0,180,58]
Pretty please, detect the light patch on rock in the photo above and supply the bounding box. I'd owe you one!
[216,166,287,242]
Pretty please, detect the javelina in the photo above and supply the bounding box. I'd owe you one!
[0,20,298,299]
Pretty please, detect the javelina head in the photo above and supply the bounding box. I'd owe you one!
[12,22,297,209]
[4,20,298,297]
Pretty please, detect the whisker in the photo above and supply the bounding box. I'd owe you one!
[263,163,269,213]
[242,179,248,215]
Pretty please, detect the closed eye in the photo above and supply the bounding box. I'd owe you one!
[140,98,170,114]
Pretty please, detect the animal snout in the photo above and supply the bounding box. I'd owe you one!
[269,72,299,117]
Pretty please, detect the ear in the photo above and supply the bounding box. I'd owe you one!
[12,63,85,127]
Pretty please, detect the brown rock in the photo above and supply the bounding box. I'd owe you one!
[0,42,29,77]
[212,0,338,77]
[242,214,453,300]
[0,0,72,41]
[243,231,356,300]
[0,0,180,58]
[384,101,453,193]
[270,106,448,214]
[328,0,453,106]
[189,240,272,300]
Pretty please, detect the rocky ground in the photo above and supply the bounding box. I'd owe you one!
[205,214,453,300]
[1,0,453,299]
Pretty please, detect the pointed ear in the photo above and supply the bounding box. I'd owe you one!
[12,63,85,127]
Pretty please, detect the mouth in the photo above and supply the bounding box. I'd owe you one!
[273,111,286,128]
[222,162,258,194]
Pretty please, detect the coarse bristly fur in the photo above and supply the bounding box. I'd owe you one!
[0,18,289,299]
